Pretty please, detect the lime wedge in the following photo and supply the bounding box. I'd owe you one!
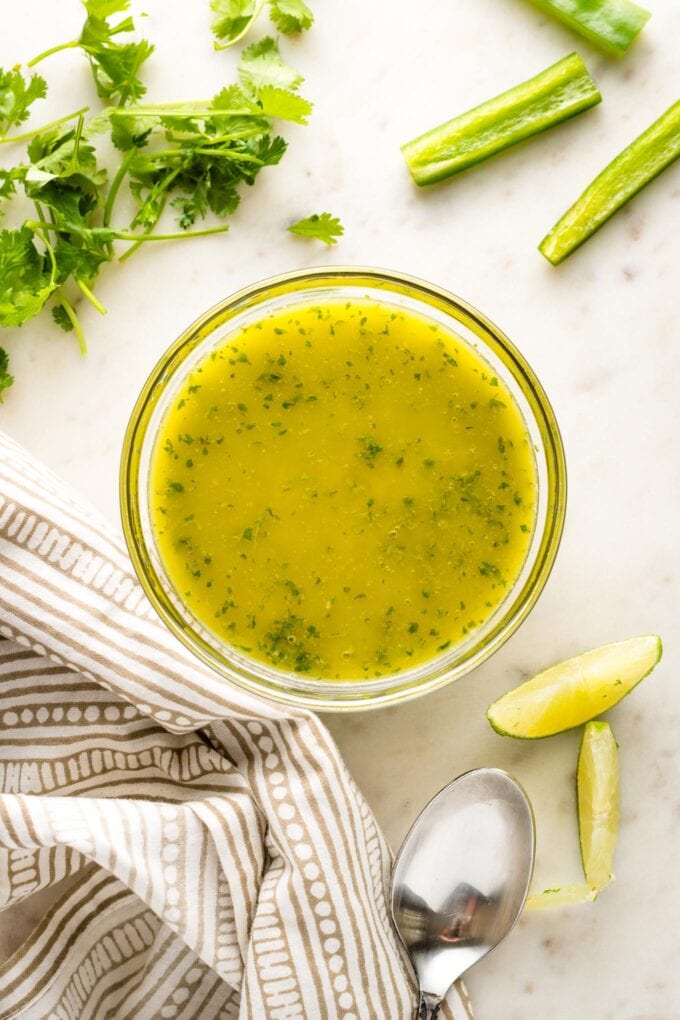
[525,884,597,910]
[487,634,661,738]
[578,720,619,890]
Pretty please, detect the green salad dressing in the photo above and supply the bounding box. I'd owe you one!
[150,301,537,680]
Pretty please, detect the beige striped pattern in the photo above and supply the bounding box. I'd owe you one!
[0,431,473,1020]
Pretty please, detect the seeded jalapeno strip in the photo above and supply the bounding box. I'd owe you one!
[401,53,601,187]
[525,0,650,58]
[540,100,680,265]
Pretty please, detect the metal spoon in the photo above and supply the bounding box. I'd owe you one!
[390,768,535,1020]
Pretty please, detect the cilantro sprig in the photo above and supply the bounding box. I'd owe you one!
[289,212,344,246]
[27,0,153,107]
[211,0,314,48]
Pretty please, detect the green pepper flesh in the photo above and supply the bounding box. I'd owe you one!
[526,0,651,58]
[401,53,601,187]
[539,100,680,265]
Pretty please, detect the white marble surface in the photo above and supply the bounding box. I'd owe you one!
[2,1,679,1017]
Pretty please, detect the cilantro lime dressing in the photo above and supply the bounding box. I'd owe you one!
[150,301,537,680]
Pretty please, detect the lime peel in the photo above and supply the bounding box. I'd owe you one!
[578,720,620,890]
[525,720,620,911]
[487,634,662,739]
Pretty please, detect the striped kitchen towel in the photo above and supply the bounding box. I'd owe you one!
[0,429,473,1020]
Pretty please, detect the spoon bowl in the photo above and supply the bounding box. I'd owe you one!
[390,768,535,1019]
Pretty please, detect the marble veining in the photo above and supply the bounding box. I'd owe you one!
[1,1,679,1016]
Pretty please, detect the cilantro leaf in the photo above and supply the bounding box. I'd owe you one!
[288,212,344,246]
[51,304,74,332]
[0,168,19,203]
[26,120,108,196]
[211,83,263,115]
[0,227,57,328]
[251,132,288,167]
[53,237,110,285]
[27,179,100,237]
[0,68,47,138]
[84,38,154,106]
[83,0,134,18]
[0,347,13,401]
[79,0,136,44]
[108,111,155,151]
[211,0,266,49]
[257,85,312,124]
[238,36,304,92]
[269,0,313,34]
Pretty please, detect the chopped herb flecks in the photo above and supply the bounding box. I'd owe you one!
[150,299,537,680]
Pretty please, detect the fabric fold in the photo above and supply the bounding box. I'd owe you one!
[0,430,473,1020]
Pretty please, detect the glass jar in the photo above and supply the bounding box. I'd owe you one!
[120,268,566,711]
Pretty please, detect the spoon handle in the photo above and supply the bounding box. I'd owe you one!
[418,991,443,1020]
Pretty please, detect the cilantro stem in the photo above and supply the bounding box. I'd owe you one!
[33,199,47,225]
[54,293,87,354]
[109,99,210,110]
[27,40,80,68]
[115,223,231,243]
[33,212,58,286]
[141,147,263,164]
[140,149,190,160]
[70,112,86,161]
[187,147,263,162]
[103,148,135,228]
[109,105,250,118]
[0,106,89,145]
[117,220,231,263]
[24,219,231,244]
[167,128,265,143]
[117,240,143,264]
[76,278,106,315]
